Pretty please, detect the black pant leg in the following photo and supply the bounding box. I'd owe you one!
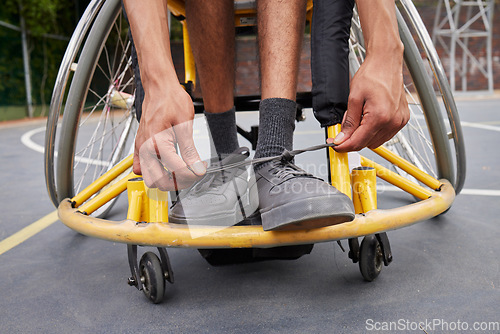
[311,0,354,128]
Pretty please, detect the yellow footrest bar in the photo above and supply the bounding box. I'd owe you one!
[58,180,455,249]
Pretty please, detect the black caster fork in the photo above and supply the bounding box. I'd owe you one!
[127,245,174,303]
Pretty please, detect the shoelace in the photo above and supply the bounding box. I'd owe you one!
[191,173,225,194]
[190,147,250,194]
[185,143,335,195]
[267,159,312,180]
[205,142,337,174]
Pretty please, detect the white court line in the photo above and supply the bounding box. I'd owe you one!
[20,126,45,154]
[460,121,500,132]
[459,189,500,196]
[412,114,500,132]
[21,121,500,197]
[382,185,500,197]
[21,126,109,167]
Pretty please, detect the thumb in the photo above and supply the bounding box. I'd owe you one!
[334,96,363,145]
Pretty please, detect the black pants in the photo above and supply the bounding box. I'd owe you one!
[311,0,354,127]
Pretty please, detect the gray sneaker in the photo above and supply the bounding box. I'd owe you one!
[169,148,258,227]
[255,159,355,231]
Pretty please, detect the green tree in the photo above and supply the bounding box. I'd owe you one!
[0,0,85,117]
[4,0,63,37]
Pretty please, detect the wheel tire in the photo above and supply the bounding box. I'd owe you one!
[349,5,466,196]
[139,252,165,304]
[55,0,136,218]
[45,0,106,208]
[359,235,383,282]
[398,0,466,194]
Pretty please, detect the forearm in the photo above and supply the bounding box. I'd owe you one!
[355,0,403,62]
[123,0,179,93]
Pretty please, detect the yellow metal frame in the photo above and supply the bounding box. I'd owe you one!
[58,138,456,248]
[58,181,454,248]
[328,124,351,198]
[126,178,169,223]
[56,0,456,250]
[352,167,377,214]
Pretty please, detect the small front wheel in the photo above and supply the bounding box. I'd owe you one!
[359,235,383,282]
[139,252,165,304]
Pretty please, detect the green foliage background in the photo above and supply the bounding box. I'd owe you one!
[1,0,473,119]
[0,0,89,116]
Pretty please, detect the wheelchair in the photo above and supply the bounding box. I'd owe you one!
[44,0,466,303]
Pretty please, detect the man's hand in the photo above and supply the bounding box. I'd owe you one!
[133,86,206,190]
[330,55,410,152]
[123,0,205,190]
[328,0,409,153]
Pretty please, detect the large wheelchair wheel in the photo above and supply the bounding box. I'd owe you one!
[349,1,465,195]
[56,0,137,217]
[44,0,107,208]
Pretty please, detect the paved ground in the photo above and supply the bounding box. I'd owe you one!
[0,98,499,333]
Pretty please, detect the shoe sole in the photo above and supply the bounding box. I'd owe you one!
[260,195,355,231]
[169,207,259,227]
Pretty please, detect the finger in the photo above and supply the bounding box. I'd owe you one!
[136,138,174,190]
[174,120,206,176]
[335,120,377,152]
[367,90,410,149]
[334,95,363,146]
[400,89,410,126]
[336,102,396,153]
[133,143,142,175]
[366,129,391,149]
[366,112,410,150]
[154,128,203,189]
[374,115,409,149]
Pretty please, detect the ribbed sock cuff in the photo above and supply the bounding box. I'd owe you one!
[204,107,239,156]
[254,98,296,169]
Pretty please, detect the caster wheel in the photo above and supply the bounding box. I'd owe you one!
[139,252,165,304]
[359,235,383,282]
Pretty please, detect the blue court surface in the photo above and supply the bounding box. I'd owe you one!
[0,96,499,333]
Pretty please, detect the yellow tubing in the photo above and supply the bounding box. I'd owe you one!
[146,187,169,223]
[327,124,351,198]
[78,172,137,215]
[58,180,455,249]
[126,178,169,223]
[360,156,433,200]
[182,22,196,88]
[126,178,147,222]
[167,0,185,18]
[110,90,133,110]
[352,167,377,214]
[72,155,134,207]
[372,146,442,190]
